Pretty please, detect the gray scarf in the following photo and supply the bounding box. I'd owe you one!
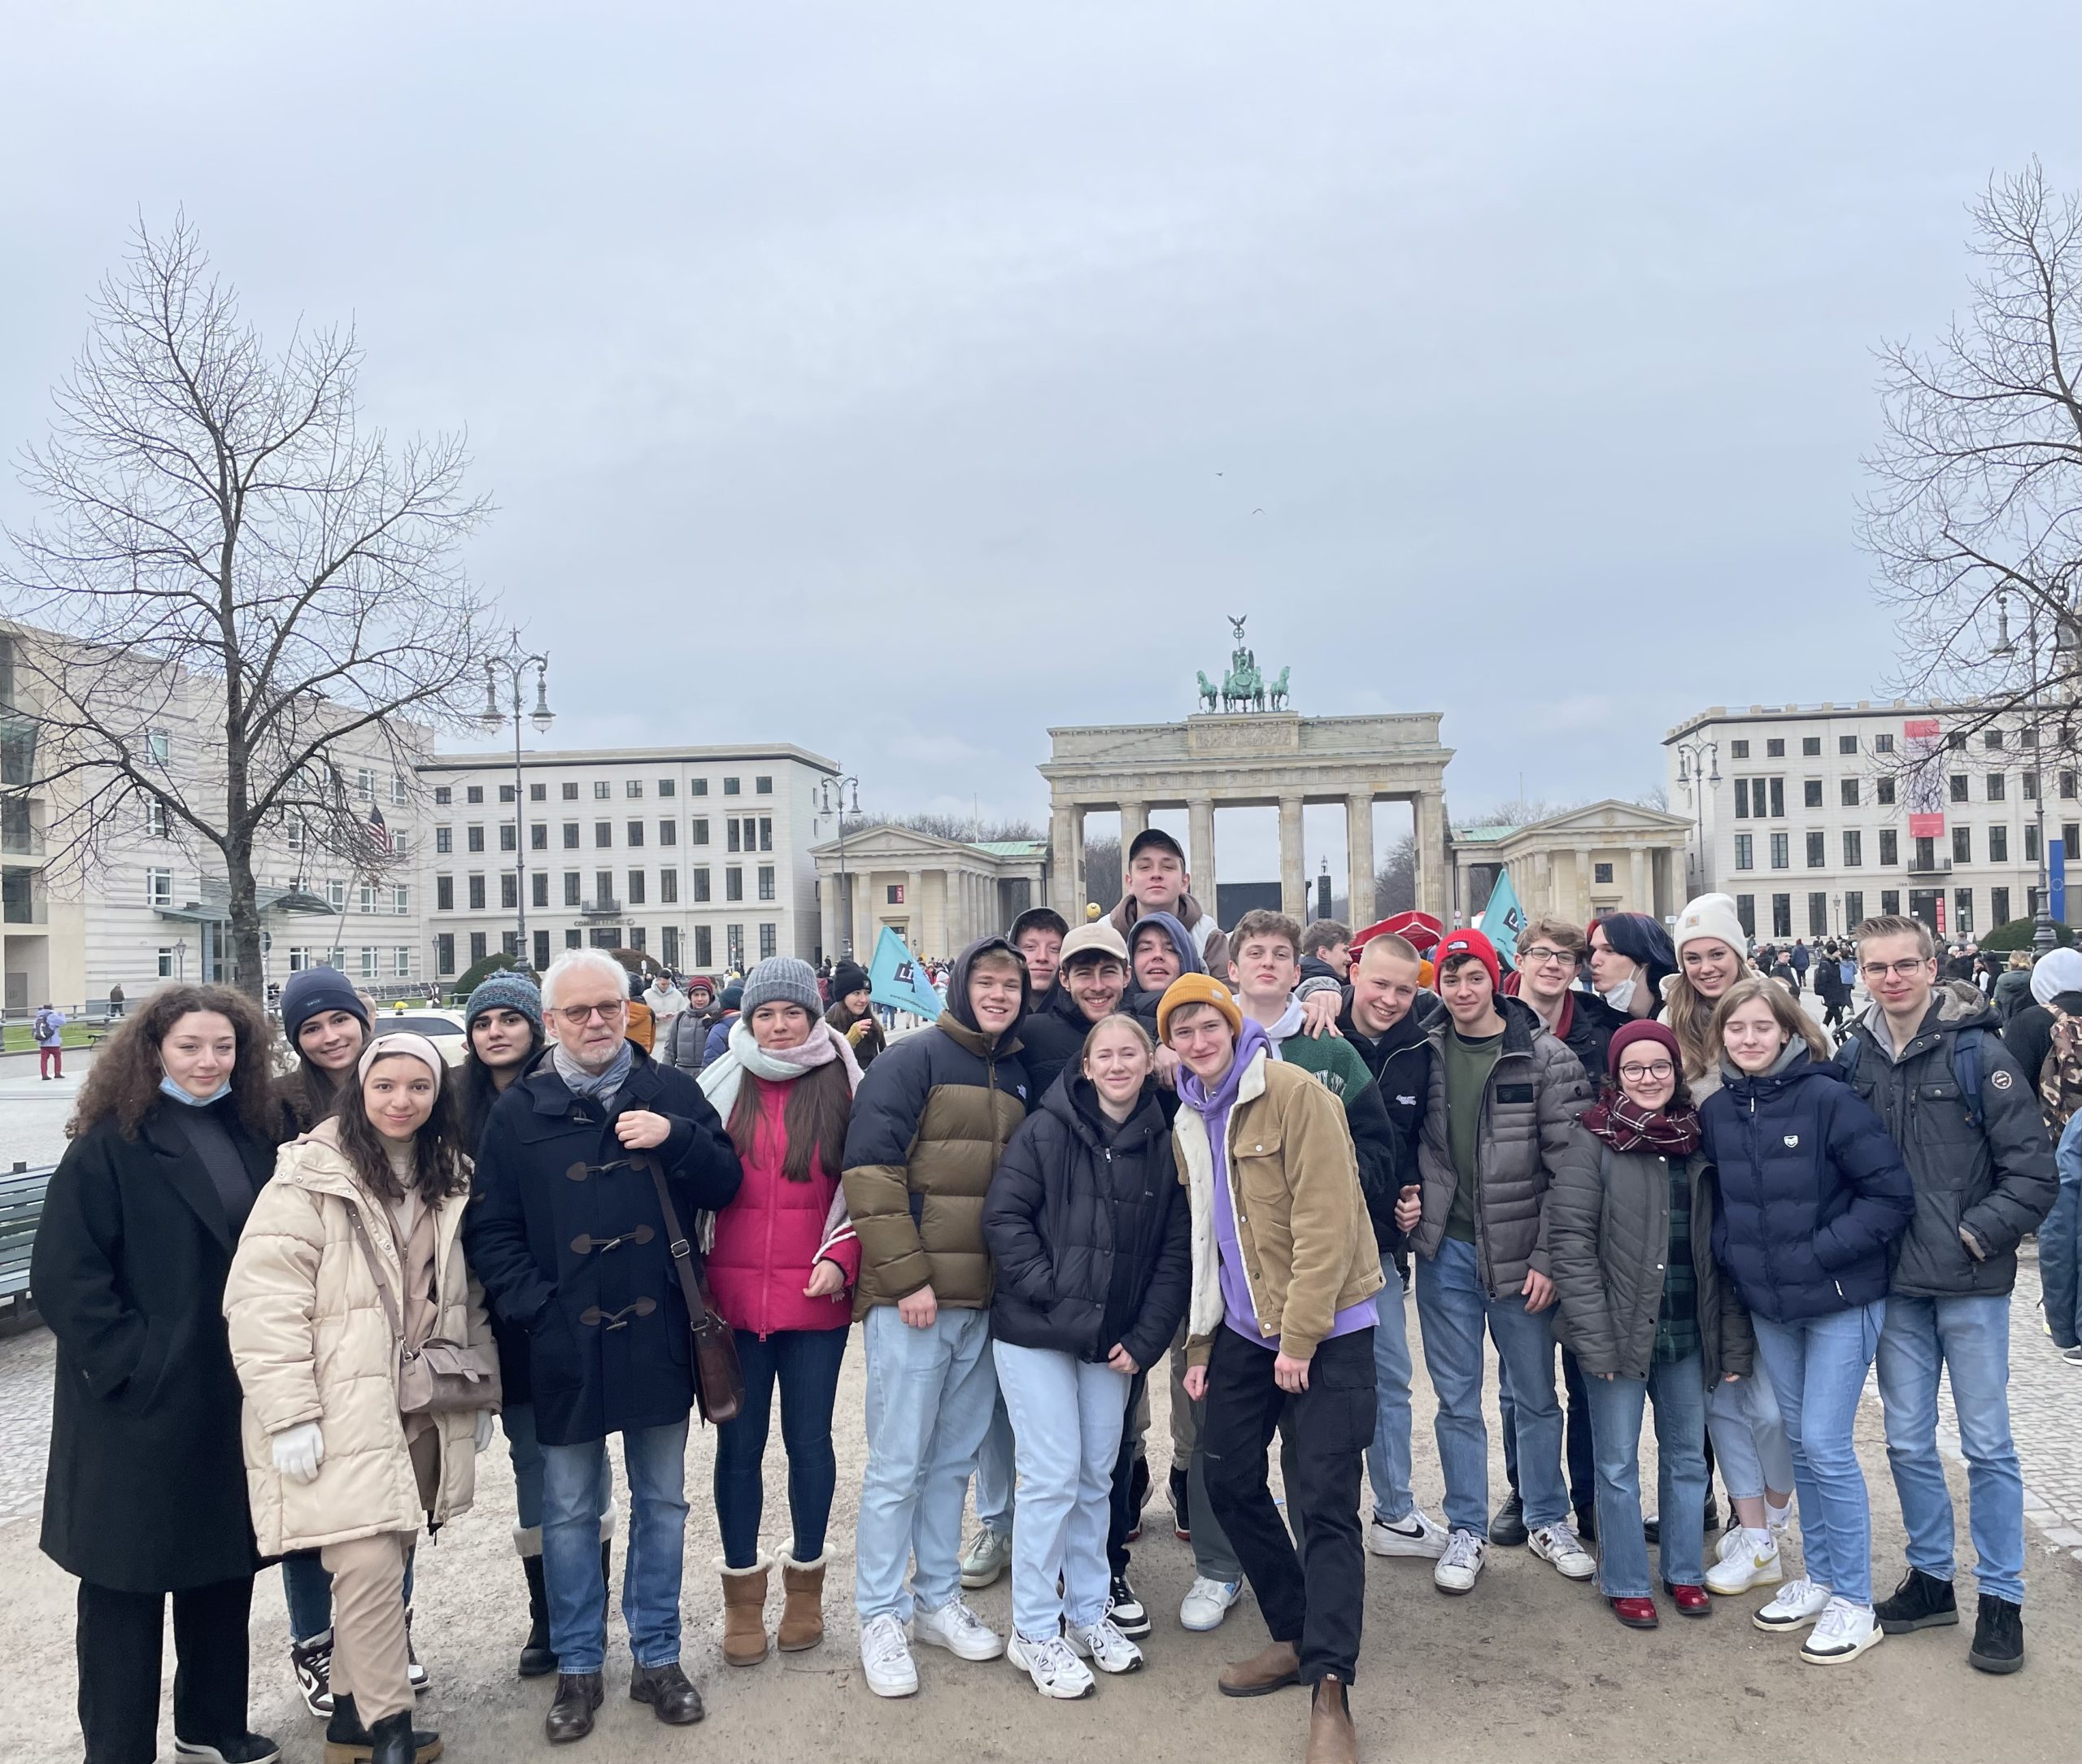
[553,1040,635,1108]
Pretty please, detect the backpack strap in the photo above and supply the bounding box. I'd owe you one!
[1952,1026,1985,1132]
[1834,1030,1865,1089]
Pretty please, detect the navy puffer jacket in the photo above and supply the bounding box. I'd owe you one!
[1700,1044,1914,1323]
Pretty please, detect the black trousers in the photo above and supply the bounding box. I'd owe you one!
[77,1575,254,1764]
[1202,1326,1374,1685]
[1106,1367,1151,1575]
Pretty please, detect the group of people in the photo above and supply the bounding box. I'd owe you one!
[29,820,2071,1764]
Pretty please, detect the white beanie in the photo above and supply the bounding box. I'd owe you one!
[1672,892,1749,959]
[2030,947,2082,1005]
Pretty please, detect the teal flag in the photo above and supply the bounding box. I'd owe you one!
[1476,869,1526,971]
[869,926,947,1019]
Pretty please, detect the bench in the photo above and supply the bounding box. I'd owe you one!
[0,1161,54,1317]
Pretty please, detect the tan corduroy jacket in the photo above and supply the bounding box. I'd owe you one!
[1173,1050,1385,1365]
[224,1126,491,1555]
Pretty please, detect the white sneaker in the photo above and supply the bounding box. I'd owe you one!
[1800,1596,1885,1665]
[860,1613,918,1697]
[1178,1576,1243,1631]
[1528,1521,1596,1581]
[1754,1577,1832,1634]
[960,1526,1012,1589]
[1007,1631,1095,1699]
[913,1597,1006,1662]
[1365,1507,1450,1559]
[1066,1615,1144,1675]
[1706,1530,1783,1595]
[1433,1528,1487,1594]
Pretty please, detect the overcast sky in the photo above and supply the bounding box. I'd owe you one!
[4,2,2075,885]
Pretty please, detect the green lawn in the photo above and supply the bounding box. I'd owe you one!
[2,1023,102,1052]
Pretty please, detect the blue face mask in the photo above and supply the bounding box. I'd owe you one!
[159,1074,233,1108]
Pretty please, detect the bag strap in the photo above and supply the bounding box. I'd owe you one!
[643,1154,712,1324]
[346,1201,406,1351]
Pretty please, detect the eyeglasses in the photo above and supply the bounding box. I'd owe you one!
[554,1002,625,1026]
[1860,959,1930,981]
[1521,946,1579,968]
[1617,1061,1675,1082]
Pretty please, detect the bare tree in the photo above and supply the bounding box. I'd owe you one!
[1862,161,2082,750]
[1373,832,1417,917]
[1082,836,1123,912]
[846,810,1044,844]
[3,217,492,998]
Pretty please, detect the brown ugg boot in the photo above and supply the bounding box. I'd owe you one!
[719,1558,771,1666]
[776,1550,829,1653]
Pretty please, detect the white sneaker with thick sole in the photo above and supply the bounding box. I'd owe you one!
[1066,1616,1144,1674]
[960,1527,1013,1590]
[1007,1631,1095,1699]
[913,1597,1006,1662]
[1433,1529,1487,1594]
[1527,1521,1597,1581]
[1365,1507,1450,1559]
[1800,1596,1884,1665]
[1178,1576,1243,1631]
[1754,1578,1832,1634]
[1706,1530,1783,1595]
[860,1613,918,1697]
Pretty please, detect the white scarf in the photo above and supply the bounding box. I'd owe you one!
[696,1016,861,1257]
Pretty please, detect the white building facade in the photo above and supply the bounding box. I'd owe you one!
[1665,700,2061,946]
[417,743,838,982]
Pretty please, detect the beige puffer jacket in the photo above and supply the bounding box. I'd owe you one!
[224,1128,491,1555]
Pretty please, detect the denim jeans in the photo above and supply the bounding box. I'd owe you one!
[282,1548,414,1645]
[973,1387,1017,1534]
[543,1420,690,1673]
[1416,1235,1568,1535]
[1582,1354,1710,1597]
[503,1400,612,1540]
[992,1341,1127,1638]
[1876,1294,2027,1605]
[855,1305,998,1622]
[2043,1121,2082,1348]
[1751,1302,1885,1605]
[1499,1344,1595,1515]
[1366,1253,1418,1522]
[712,1326,850,1567]
[1704,1356,1795,1504]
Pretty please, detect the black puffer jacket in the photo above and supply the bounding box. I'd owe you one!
[982,1075,1191,1369]
[1019,984,1106,1103]
[1834,994,2055,1300]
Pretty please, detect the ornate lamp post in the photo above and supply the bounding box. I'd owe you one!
[481,634,554,973]
[818,773,862,957]
[1675,738,1721,894]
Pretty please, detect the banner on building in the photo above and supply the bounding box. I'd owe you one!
[868,925,947,1020]
[1903,717,1946,841]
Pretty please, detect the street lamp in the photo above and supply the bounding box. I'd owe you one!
[1674,738,1722,894]
[481,632,554,973]
[817,773,862,958]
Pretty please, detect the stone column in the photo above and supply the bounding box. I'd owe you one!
[907,869,926,953]
[1346,793,1375,930]
[1415,791,1448,922]
[1629,846,1647,913]
[1070,804,1088,914]
[1278,795,1307,917]
[1454,859,1473,926]
[853,870,874,958]
[1187,795,1217,905]
[1573,847,1593,921]
[1121,799,1150,848]
[1050,798,1079,921]
[819,875,838,964]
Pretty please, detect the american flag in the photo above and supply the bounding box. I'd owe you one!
[364,804,394,854]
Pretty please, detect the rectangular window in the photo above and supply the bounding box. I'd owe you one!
[659,819,677,846]
[1844,890,1864,926]
[596,869,614,904]
[1985,729,2005,749]
[1803,780,1823,808]
[760,922,777,957]
[145,866,172,908]
[1915,834,1936,870]
[1733,834,1753,871]
[530,782,547,802]
[1805,830,1825,868]
[530,823,548,850]
[626,779,644,799]
[501,873,518,910]
[359,884,377,915]
[470,931,487,964]
[662,926,680,967]
[468,874,486,911]
[727,924,746,968]
[628,869,646,904]
[327,879,346,909]
[532,873,548,908]
[392,886,409,916]
[660,869,679,904]
[1953,826,1972,864]
[1954,887,1975,935]
[1766,738,1785,759]
[1808,891,1828,934]
[1988,773,2006,800]
[436,875,454,911]
[1881,888,1901,915]
[1735,894,1756,937]
[692,779,708,796]
[359,947,378,978]
[628,927,646,952]
[2024,770,2041,799]
[659,779,677,798]
[1949,774,1970,803]
[760,817,773,852]
[499,822,516,852]
[1842,830,1862,867]
[1839,735,1858,756]
[1840,778,1859,808]
[435,826,453,855]
[565,929,582,949]
[2028,824,2043,861]
[1735,779,1750,819]
[595,821,612,847]
[1875,733,1895,754]
[756,776,773,795]
[436,933,455,976]
[563,822,579,848]
[1730,739,1750,759]
[467,825,485,853]
[1992,886,2011,926]
[534,929,551,971]
[1771,893,1792,938]
[1770,778,1785,818]
[725,777,742,795]
[433,786,452,806]
[356,767,376,798]
[758,864,776,901]
[595,781,612,799]
[2064,771,2079,799]
[1880,828,1899,865]
[1801,737,1821,757]
[693,867,712,903]
[1592,861,1614,884]
[499,783,516,804]
[145,798,168,838]
[562,781,579,801]
[1770,832,1789,869]
[466,785,483,804]
[726,866,744,903]
[2067,821,2081,853]
[695,925,712,966]
[1989,825,2009,863]
[887,883,906,904]
[1948,731,1967,751]
[394,947,412,978]
[627,820,644,847]
[728,819,742,853]
[157,946,176,978]
[1876,777,1897,806]
[564,872,581,907]
[692,817,710,845]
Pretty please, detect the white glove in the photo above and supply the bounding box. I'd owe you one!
[474,1410,495,1453]
[272,1421,325,1483]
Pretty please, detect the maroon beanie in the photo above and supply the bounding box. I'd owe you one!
[1435,927,1501,995]
[1605,1017,1682,1080]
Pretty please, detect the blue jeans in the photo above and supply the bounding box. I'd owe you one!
[282,1549,414,1645]
[855,1306,998,1622]
[503,1401,612,1541]
[1366,1254,1418,1522]
[1582,1354,1710,1597]
[1705,1358,1795,1504]
[1876,1294,2026,1605]
[992,1341,1127,1639]
[973,1388,1017,1534]
[712,1326,850,1568]
[1416,1235,1568,1535]
[2043,1120,2082,1348]
[543,1421,690,1673]
[1751,1302,1885,1606]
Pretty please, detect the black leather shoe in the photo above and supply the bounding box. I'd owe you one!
[545,1673,604,1745]
[368,1709,437,1764]
[1875,1566,1959,1635]
[1490,1491,1528,1548]
[629,1660,704,1725]
[1642,1514,1660,1545]
[323,1695,442,1762]
[519,1557,556,1678]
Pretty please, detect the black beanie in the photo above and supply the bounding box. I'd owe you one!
[830,960,871,1003]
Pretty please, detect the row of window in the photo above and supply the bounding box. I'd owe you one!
[432,815,771,856]
[1726,727,2036,763]
[142,870,413,913]
[430,775,773,807]
[433,865,777,912]
[1730,770,2081,821]
[1732,885,2023,942]
[1731,821,2076,873]
[434,921,777,976]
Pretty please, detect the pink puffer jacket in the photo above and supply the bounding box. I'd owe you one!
[708,1079,859,1338]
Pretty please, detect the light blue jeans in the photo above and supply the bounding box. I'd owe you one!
[503,1400,612,1540]
[1876,1294,2026,1606]
[992,1341,1127,1639]
[1704,1358,1796,1504]
[973,1389,1017,1535]
[1366,1253,1419,1522]
[2044,1117,2082,1348]
[1751,1302,1886,1606]
[542,1420,689,1674]
[855,1306,999,1623]
[1415,1236,1568,1535]
[1583,1353,1710,1598]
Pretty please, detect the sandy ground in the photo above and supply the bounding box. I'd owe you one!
[0,1287,2077,1764]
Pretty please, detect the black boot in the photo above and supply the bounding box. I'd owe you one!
[1491,1489,1528,1548]
[600,1540,613,1621]
[544,1673,603,1745]
[1875,1566,1959,1634]
[1969,1593,2024,1674]
[324,1692,442,1762]
[520,1557,557,1678]
[1169,1465,1191,1541]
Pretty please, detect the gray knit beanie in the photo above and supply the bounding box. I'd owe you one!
[740,956,821,1018]
[464,969,545,1039]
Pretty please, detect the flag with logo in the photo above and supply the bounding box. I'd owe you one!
[1475,869,1526,971]
[869,926,947,1020]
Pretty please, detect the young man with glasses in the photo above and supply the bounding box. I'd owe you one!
[468,948,745,1744]
[1833,915,2055,1675]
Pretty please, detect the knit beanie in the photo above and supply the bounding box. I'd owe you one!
[1605,1018,1683,1082]
[741,956,821,1018]
[281,965,372,1049]
[1156,973,1243,1042]
[464,970,544,1039]
[2030,946,2082,1005]
[1672,892,1749,959]
[1434,927,1501,995]
[1057,921,1130,969]
[720,983,744,1011]
[830,960,872,1002]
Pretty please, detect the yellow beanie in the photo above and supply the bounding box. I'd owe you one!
[1156,973,1242,1042]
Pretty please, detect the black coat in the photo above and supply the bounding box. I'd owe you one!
[464,1046,743,1446]
[982,1076,1190,1368]
[34,1102,269,1592]
[1016,985,1100,1104]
